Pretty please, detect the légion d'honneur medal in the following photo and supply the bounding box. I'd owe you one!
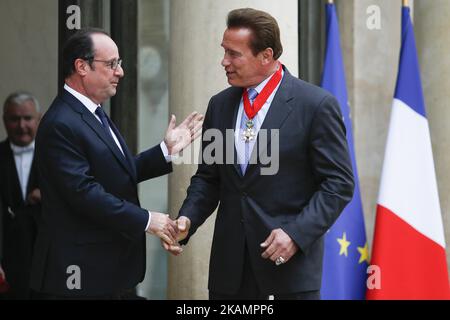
[242,119,256,142]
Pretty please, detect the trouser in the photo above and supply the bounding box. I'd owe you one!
[209,244,320,300]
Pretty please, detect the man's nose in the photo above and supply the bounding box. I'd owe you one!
[221,57,230,67]
[115,64,124,78]
[19,118,27,130]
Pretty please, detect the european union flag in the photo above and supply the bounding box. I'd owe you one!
[320,3,368,300]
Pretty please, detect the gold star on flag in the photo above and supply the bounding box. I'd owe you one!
[337,232,351,257]
[357,242,370,264]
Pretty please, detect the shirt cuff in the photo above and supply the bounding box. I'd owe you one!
[145,210,152,232]
[160,141,178,163]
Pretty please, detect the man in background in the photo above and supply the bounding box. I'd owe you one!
[0,92,41,299]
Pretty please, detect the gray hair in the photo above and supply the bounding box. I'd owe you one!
[3,91,40,114]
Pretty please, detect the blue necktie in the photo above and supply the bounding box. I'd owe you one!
[95,107,126,158]
[95,106,114,141]
[240,88,258,174]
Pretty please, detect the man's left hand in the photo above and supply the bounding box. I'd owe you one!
[260,228,299,265]
[164,112,204,155]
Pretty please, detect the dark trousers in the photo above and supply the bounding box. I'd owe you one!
[1,206,38,300]
[209,245,320,300]
[210,245,266,300]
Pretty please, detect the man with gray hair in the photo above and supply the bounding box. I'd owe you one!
[0,91,41,299]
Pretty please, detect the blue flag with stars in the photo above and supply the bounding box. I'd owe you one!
[320,3,369,300]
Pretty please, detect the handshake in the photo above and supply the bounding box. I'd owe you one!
[146,212,191,256]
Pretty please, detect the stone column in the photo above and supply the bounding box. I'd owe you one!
[414,0,450,273]
[168,0,298,299]
[0,0,57,140]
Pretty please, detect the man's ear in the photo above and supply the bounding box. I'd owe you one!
[74,58,90,76]
[260,48,274,65]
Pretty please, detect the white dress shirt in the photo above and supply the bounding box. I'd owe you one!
[234,70,284,165]
[10,141,35,201]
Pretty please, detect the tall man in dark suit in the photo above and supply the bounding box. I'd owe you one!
[31,28,202,299]
[0,92,41,299]
[165,8,354,300]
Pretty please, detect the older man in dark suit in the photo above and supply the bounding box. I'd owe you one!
[166,8,354,300]
[0,92,41,299]
[31,28,202,299]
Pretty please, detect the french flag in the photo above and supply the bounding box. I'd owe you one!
[367,6,450,299]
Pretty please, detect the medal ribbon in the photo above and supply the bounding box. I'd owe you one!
[242,63,283,119]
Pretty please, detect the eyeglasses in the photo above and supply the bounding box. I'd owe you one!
[90,58,123,71]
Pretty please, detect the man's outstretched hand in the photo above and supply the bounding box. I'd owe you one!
[164,112,204,156]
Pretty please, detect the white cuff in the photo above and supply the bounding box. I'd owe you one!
[160,141,178,163]
[145,210,152,232]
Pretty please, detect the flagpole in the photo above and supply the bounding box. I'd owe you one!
[402,0,408,7]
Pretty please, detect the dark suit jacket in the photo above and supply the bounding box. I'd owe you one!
[30,89,172,297]
[179,67,355,295]
[0,139,40,299]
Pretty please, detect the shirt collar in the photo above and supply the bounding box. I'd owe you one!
[64,83,100,114]
[251,75,272,94]
[10,140,35,155]
[247,69,284,104]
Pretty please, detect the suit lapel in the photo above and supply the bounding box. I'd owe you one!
[0,141,25,204]
[108,120,137,181]
[221,87,245,178]
[61,91,136,183]
[82,113,136,181]
[27,157,39,195]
